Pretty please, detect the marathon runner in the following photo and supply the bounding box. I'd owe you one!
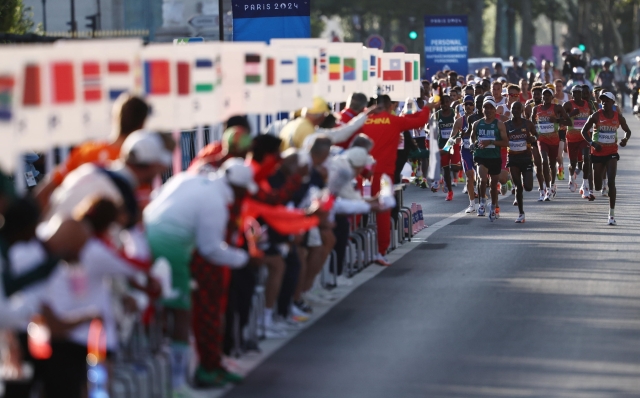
[524,84,548,200]
[471,97,508,221]
[505,101,537,223]
[451,95,479,213]
[519,79,532,103]
[563,85,593,198]
[581,91,632,225]
[435,95,462,201]
[554,79,570,181]
[531,88,571,201]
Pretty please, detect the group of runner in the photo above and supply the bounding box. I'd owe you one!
[432,75,632,225]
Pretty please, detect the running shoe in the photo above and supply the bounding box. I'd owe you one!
[293,299,313,314]
[452,180,457,187]
[465,204,475,213]
[419,181,429,189]
[608,216,617,226]
[495,207,501,219]
[445,191,453,201]
[568,181,577,192]
[558,168,565,180]
[602,185,609,197]
[462,184,468,194]
[513,199,518,206]
[489,208,497,222]
[579,185,585,195]
[500,182,508,195]
[588,191,596,201]
[515,213,526,223]
[335,275,353,287]
[544,190,551,201]
[430,182,439,192]
[551,184,557,198]
[374,253,391,266]
[506,180,513,192]
[477,204,486,217]
[538,189,545,202]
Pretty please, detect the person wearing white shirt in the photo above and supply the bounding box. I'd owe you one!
[143,158,256,392]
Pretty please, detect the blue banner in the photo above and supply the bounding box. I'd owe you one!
[423,15,468,77]
[232,0,310,42]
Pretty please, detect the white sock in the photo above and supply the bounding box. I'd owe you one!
[569,174,574,183]
[264,308,273,327]
[470,200,475,206]
[171,342,190,390]
[576,169,582,178]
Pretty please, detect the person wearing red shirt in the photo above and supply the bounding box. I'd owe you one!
[361,95,436,265]
[336,92,369,148]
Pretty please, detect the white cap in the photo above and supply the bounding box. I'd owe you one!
[570,47,582,56]
[220,158,258,194]
[497,76,507,83]
[483,97,497,108]
[121,130,172,167]
[573,66,585,74]
[599,91,616,103]
[342,147,369,168]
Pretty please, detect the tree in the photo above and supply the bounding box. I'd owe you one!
[0,0,35,34]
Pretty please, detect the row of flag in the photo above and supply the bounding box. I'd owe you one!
[0,38,422,170]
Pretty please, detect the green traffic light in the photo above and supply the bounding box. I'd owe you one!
[409,31,418,40]
[578,44,586,51]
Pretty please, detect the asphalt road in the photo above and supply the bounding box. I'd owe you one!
[225,114,640,398]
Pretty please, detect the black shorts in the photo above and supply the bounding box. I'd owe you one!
[474,157,502,176]
[558,129,567,142]
[591,153,620,164]
[507,158,534,171]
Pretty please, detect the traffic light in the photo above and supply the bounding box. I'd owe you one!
[409,30,418,40]
[578,44,586,52]
[86,14,98,33]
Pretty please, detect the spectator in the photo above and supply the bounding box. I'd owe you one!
[596,59,616,94]
[279,97,330,150]
[536,60,554,84]
[612,55,629,109]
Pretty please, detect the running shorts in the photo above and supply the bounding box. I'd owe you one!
[461,148,474,172]
[475,157,502,176]
[591,153,620,164]
[507,158,534,171]
[538,141,559,161]
[558,129,567,142]
[567,140,589,162]
[440,145,461,167]
[146,228,194,310]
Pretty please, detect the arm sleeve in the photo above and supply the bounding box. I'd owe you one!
[196,202,249,268]
[80,239,144,279]
[395,106,431,131]
[316,112,368,144]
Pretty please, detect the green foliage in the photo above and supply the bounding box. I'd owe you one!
[0,0,35,34]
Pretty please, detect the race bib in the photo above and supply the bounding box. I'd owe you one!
[538,123,554,134]
[479,137,495,148]
[440,128,452,139]
[510,140,528,152]
[573,119,586,129]
[597,132,616,144]
[463,138,470,149]
[25,171,37,187]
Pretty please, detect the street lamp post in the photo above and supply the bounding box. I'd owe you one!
[42,0,47,32]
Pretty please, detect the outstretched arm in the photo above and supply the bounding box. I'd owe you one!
[619,114,632,147]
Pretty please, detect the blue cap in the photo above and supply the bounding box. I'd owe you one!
[463,95,474,104]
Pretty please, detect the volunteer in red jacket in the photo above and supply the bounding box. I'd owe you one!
[362,95,436,266]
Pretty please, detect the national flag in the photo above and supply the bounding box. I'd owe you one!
[329,56,340,81]
[297,56,311,84]
[369,55,377,77]
[319,49,327,71]
[144,60,171,95]
[413,60,419,81]
[343,58,356,81]
[193,58,214,93]
[313,58,318,82]
[51,62,75,104]
[245,54,261,84]
[266,57,275,86]
[82,62,101,102]
[383,58,403,81]
[177,62,190,96]
[0,75,15,121]
[106,61,131,100]
[280,59,295,84]
[405,61,412,82]
[362,59,368,81]
[23,64,41,106]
